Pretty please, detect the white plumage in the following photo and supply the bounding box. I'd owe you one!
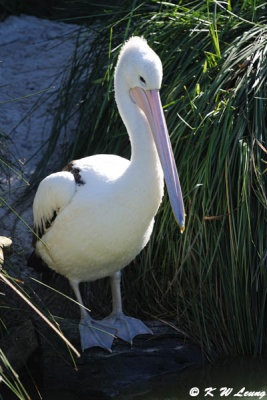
[33,36,185,351]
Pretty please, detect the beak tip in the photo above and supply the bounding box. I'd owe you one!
[175,215,185,233]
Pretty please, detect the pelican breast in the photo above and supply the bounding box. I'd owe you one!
[35,154,163,281]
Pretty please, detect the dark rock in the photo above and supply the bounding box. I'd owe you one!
[40,320,203,399]
[1,319,39,371]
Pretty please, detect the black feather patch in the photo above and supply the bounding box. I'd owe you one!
[46,210,57,229]
[32,210,57,247]
[27,250,48,272]
[63,161,85,185]
[27,250,58,282]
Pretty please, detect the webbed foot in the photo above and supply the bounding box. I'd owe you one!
[102,312,152,344]
[79,316,117,352]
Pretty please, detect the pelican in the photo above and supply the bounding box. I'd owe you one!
[32,36,185,351]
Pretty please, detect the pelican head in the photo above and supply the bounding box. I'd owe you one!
[115,36,185,232]
[116,36,162,90]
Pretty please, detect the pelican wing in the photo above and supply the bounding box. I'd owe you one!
[32,170,77,246]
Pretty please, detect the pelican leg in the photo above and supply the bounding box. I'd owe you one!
[103,271,152,344]
[69,280,116,352]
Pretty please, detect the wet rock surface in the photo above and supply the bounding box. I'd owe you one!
[40,320,203,399]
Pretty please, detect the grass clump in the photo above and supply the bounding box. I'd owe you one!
[33,0,266,359]
[0,347,30,400]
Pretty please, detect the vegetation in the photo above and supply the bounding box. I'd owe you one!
[0,0,127,22]
[34,0,267,359]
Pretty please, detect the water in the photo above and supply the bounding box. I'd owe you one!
[120,358,267,400]
[42,358,267,400]
[4,357,266,400]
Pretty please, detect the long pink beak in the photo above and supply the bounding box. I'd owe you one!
[130,87,185,232]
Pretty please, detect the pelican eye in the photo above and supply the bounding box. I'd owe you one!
[139,76,146,84]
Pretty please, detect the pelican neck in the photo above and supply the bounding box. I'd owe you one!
[115,81,160,169]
